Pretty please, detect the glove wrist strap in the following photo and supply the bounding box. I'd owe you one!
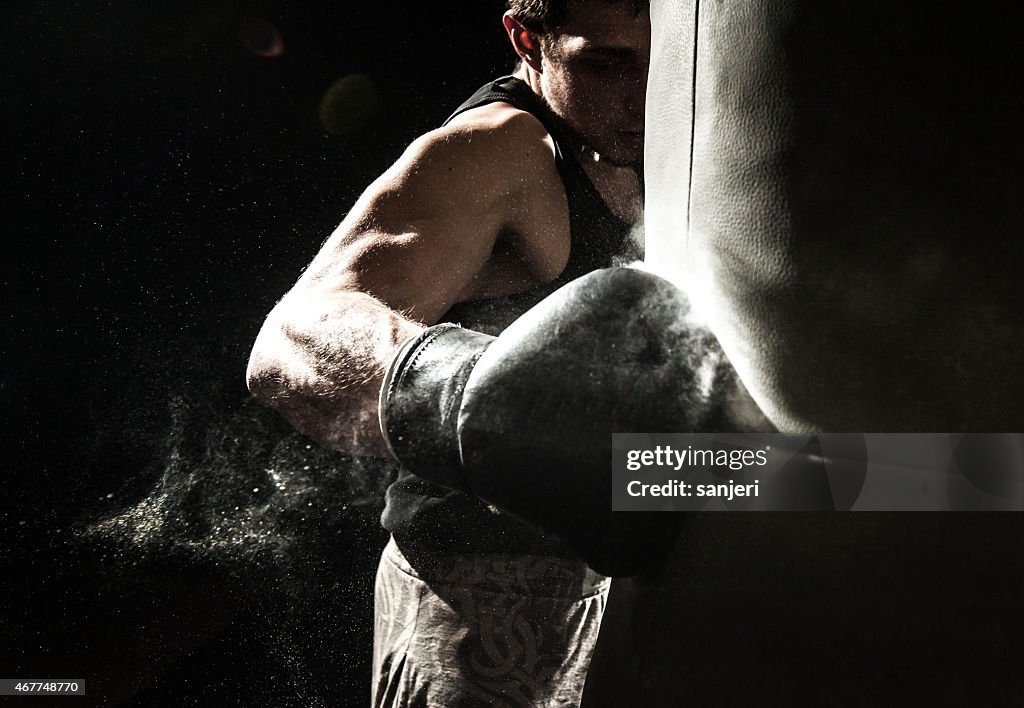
[379,323,494,491]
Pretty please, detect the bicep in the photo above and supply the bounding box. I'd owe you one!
[298,134,514,324]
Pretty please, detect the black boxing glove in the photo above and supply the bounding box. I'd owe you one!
[380,267,737,575]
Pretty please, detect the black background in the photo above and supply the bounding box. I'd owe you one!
[5,1,508,705]
[12,3,1024,707]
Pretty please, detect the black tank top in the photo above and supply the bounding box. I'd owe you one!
[381,76,641,555]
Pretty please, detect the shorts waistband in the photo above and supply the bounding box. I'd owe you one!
[384,536,610,599]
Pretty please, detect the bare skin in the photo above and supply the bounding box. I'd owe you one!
[246,2,651,456]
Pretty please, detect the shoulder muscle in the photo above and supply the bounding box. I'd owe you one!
[298,103,569,323]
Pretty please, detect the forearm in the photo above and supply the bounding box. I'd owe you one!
[247,289,422,456]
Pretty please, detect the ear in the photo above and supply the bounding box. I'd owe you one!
[503,12,543,72]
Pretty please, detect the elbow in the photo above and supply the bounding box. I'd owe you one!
[246,322,288,405]
[245,350,281,405]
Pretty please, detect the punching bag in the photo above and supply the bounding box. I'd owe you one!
[584,2,1024,704]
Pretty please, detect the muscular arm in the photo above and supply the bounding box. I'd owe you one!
[246,106,569,456]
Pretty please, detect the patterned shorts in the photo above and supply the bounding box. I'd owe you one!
[372,537,610,708]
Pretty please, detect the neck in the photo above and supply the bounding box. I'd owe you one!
[513,64,601,164]
[513,63,541,95]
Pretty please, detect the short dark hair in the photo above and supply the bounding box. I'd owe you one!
[506,0,646,34]
[506,0,567,33]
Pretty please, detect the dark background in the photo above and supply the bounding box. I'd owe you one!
[4,1,508,705]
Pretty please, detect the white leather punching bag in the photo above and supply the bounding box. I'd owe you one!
[584,2,1024,704]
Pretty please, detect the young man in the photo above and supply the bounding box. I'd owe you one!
[248,1,673,704]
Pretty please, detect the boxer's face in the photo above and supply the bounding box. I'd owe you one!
[540,1,650,168]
